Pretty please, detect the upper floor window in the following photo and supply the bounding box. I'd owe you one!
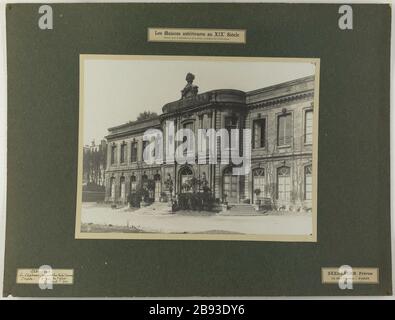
[120,142,126,163]
[182,122,194,156]
[225,116,239,152]
[142,141,148,161]
[253,118,266,149]
[305,110,313,145]
[277,113,292,146]
[130,141,137,163]
[110,144,116,164]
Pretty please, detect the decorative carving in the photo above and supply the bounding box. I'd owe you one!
[181,73,198,99]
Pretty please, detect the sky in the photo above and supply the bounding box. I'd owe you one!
[83,57,316,145]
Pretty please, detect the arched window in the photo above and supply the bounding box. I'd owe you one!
[154,174,161,201]
[110,177,115,199]
[304,165,312,200]
[253,168,265,201]
[120,176,126,200]
[277,166,291,201]
[179,166,193,192]
[141,173,148,188]
[130,175,137,192]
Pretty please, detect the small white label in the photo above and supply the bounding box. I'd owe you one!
[17,268,74,285]
[322,267,379,284]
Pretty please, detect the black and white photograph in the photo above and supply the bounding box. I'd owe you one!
[2,0,393,300]
[76,55,320,241]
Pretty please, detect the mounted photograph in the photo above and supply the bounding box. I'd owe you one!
[75,55,320,241]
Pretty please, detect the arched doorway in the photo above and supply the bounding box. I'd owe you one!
[252,168,265,202]
[154,173,161,201]
[223,167,238,203]
[179,166,193,193]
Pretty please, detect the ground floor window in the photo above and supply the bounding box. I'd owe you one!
[110,177,115,199]
[304,165,312,200]
[142,173,148,189]
[130,175,136,192]
[277,166,291,201]
[154,173,161,201]
[120,176,126,200]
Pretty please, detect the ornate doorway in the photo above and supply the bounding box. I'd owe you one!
[223,167,238,203]
[179,166,193,193]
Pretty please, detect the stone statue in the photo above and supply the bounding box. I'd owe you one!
[181,73,198,99]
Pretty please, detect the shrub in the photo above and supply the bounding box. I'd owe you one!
[177,193,216,211]
[128,193,141,208]
[128,187,151,207]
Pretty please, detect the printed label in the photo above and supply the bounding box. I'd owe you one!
[321,267,379,284]
[16,268,74,285]
[148,28,246,44]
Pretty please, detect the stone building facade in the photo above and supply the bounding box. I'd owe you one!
[104,74,315,211]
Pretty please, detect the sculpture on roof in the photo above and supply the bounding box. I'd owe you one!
[181,73,198,99]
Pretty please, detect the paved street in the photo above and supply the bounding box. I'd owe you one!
[80,203,313,235]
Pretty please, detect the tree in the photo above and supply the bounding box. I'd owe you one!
[83,141,107,187]
[137,111,158,121]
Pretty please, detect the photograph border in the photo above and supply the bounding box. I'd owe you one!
[75,54,320,242]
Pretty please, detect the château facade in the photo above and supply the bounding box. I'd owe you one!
[104,74,315,211]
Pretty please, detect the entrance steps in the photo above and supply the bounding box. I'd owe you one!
[222,204,263,216]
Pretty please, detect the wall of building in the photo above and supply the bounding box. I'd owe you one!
[101,76,315,210]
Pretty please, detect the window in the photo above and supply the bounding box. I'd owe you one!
[225,117,238,157]
[110,145,116,164]
[277,113,292,146]
[142,141,148,161]
[130,142,137,163]
[253,169,265,201]
[277,166,291,201]
[305,110,313,144]
[253,119,266,148]
[120,176,126,200]
[110,177,115,199]
[304,165,312,200]
[120,142,126,163]
[182,122,194,156]
[130,175,137,192]
[142,173,148,188]
[154,174,161,202]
